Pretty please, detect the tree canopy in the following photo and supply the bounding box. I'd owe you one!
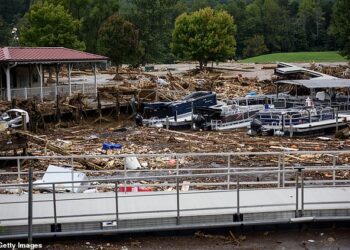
[97,15,141,71]
[329,0,350,59]
[19,2,85,50]
[172,7,237,68]
[0,0,348,62]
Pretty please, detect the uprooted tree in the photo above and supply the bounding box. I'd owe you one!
[171,7,237,69]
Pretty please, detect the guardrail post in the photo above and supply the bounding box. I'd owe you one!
[176,176,180,225]
[277,154,281,188]
[295,169,299,217]
[301,169,304,217]
[237,175,240,220]
[227,155,231,190]
[115,182,119,227]
[17,158,21,180]
[28,167,33,244]
[52,183,57,232]
[282,152,285,187]
[332,155,336,186]
[71,157,74,193]
[294,166,304,217]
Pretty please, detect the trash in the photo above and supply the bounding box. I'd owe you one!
[308,239,315,243]
[137,186,152,192]
[33,165,88,193]
[327,237,335,242]
[0,121,8,132]
[83,189,98,193]
[55,139,72,149]
[124,157,141,170]
[102,142,122,151]
[181,181,190,191]
[168,159,177,166]
[156,78,169,85]
[0,109,29,128]
[119,184,134,192]
[317,137,332,141]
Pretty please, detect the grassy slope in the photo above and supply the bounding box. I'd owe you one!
[241,51,347,63]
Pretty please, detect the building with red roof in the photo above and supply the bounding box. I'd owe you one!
[0,47,108,101]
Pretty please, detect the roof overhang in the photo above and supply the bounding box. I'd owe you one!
[277,79,350,89]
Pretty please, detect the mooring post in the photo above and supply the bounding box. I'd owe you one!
[21,112,27,131]
[28,167,33,244]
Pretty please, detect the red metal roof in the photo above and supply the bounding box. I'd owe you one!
[0,47,108,63]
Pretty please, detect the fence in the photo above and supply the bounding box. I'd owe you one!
[10,83,97,101]
[0,151,350,241]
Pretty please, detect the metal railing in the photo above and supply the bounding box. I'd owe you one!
[10,83,97,101]
[0,151,350,241]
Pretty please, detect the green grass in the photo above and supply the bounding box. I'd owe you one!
[240,51,347,63]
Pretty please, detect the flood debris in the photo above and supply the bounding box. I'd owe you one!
[34,165,88,193]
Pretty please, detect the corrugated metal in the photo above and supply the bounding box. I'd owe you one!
[0,47,108,62]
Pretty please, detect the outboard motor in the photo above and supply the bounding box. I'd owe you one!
[248,118,263,135]
[194,114,206,130]
[135,114,143,126]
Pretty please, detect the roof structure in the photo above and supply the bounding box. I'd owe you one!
[0,47,108,63]
[276,62,337,80]
[277,79,350,89]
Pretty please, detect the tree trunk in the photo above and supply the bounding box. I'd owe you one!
[199,61,203,70]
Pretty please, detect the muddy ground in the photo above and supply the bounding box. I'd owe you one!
[8,227,347,249]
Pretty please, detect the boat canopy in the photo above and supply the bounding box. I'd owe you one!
[277,79,350,89]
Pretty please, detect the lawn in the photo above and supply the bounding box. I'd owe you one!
[240,51,347,63]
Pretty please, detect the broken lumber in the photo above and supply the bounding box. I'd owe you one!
[16,131,102,170]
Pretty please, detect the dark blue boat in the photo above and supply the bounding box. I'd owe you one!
[143,91,217,119]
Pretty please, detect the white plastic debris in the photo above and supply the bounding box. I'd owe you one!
[156,78,169,85]
[34,165,88,193]
[181,181,190,191]
[124,157,141,170]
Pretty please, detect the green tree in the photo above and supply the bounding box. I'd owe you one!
[242,35,268,57]
[80,1,119,53]
[97,15,141,72]
[298,0,325,49]
[242,0,289,53]
[0,17,10,46]
[19,2,85,50]
[122,0,179,63]
[329,0,350,59]
[172,7,236,69]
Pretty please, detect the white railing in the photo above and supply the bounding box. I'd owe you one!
[10,83,97,101]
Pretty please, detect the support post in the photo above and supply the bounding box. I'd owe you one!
[55,64,59,100]
[176,177,180,225]
[68,64,72,97]
[52,183,57,232]
[295,170,299,217]
[93,63,97,97]
[335,107,338,132]
[28,167,33,244]
[21,112,27,131]
[115,182,119,227]
[227,155,231,190]
[236,175,240,220]
[40,64,43,102]
[5,66,11,101]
